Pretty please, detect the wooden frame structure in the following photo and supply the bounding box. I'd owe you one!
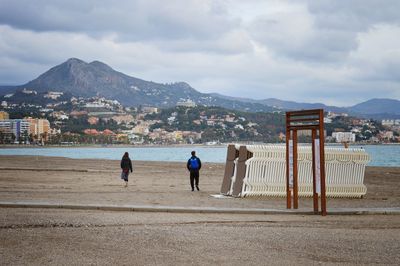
[286,109,327,216]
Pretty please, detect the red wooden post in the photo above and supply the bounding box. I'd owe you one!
[311,129,318,213]
[319,110,327,216]
[286,117,291,209]
[293,129,298,209]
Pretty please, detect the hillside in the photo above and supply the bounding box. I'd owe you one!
[348,98,400,118]
[1,58,274,112]
[0,58,399,118]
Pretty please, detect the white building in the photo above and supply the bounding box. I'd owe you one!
[382,119,400,126]
[332,132,356,143]
[176,99,196,108]
[44,91,63,100]
[85,103,105,108]
[142,107,158,114]
[22,88,37,94]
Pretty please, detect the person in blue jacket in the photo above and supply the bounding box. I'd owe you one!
[187,151,202,191]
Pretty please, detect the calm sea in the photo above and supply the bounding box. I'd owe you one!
[0,145,399,167]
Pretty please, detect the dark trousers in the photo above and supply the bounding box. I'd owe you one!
[190,170,199,189]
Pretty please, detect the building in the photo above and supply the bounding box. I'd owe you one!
[51,111,69,120]
[44,91,63,100]
[297,129,327,137]
[13,120,30,143]
[111,114,134,124]
[87,117,99,125]
[382,119,400,126]
[70,110,88,117]
[380,131,394,140]
[132,125,150,135]
[21,88,37,94]
[174,131,183,140]
[0,119,30,143]
[102,129,116,136]
[332,132,356,143]
[142,107,159,114]
[0,111,9,120]
[176,100,196,108]
[25,118,50,140]
[83,129,100,135]
[0,120,12,135]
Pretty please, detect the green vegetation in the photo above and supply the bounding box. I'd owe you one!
[146,106,285,142]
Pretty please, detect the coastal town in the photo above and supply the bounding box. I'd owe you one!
[0,89,399,145]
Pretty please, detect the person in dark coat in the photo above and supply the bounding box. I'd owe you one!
[120,152,133,187]
[187,151,202,191]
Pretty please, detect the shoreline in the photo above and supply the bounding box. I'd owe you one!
[0,143,228,149]
[1,142,400,149]
[1,145,400,167]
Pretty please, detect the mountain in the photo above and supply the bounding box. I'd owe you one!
[258,98,348,113]
[0,85,17,95]
[0,58,274,112]
[347,98,400,119]
[212,93,400,118]
[211,94,347,113]
[0,58,399,118]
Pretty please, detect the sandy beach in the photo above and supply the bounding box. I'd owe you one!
[1,155,399,265]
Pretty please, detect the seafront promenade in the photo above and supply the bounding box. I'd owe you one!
[1,155,399,265]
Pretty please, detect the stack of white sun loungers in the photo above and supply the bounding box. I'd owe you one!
[225,144,370,198]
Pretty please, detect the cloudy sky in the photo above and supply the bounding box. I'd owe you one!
[0,0,399,106]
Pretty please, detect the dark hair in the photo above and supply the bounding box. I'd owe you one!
[191,151,195,156]
[123,152,129,158]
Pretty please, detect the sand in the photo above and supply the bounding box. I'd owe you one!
[0,155,399,265]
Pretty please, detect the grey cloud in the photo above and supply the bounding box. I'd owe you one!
[0,0,399,105]
[354,60,400,83]
[249,16,358,62]
[307,0,400,31]
[248,0,400,63]
[0,0,237,42]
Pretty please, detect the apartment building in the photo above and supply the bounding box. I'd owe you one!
[0,111,9,120]
[0,119,30,142]
[332,132,356,143]
[25,118,50,140]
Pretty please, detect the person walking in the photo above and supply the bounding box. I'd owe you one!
[120,152,133,187]
[187,151,201,191]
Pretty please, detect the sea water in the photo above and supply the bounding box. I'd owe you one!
[0,145,399,167]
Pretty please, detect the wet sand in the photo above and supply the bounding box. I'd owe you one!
[0,155,399,265]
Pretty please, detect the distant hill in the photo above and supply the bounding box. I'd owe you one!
[0,58,399,118]
[212,94,346,112]
[258,98,348,113]
[211,94,400,118]
[0,58,274,112]
[347,98,400,118]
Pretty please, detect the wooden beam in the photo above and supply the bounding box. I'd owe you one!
[231,146,249,197]
[293,129,298,209]
[220,144,237,195]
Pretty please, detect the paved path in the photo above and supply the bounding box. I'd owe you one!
[1,201,399,215]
